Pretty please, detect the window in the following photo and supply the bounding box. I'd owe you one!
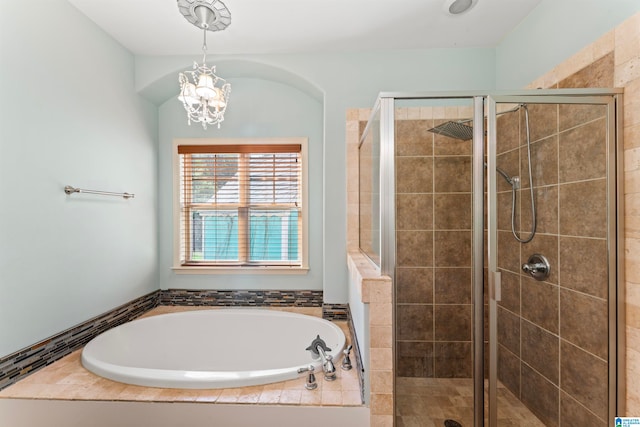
[173,138,308,272]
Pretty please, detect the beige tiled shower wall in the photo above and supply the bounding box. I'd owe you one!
[496,57,612,425]
[348,106,477,382]
[394,106,474,380]
[526,11,640,416]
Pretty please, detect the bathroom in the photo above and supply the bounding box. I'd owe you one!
[1,0,639,426]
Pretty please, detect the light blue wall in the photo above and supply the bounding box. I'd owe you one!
[496,0,640,88]
[143,49,497,302]
[0,0,158,356]
[158,77,325,290]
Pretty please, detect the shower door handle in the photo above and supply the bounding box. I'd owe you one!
[490,271,501,302]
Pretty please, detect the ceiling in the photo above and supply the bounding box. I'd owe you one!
[67,0,542,56]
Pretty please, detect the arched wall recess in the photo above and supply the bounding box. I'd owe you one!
[138,58,324,106]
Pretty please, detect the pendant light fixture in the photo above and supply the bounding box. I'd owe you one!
[177,0,231,130]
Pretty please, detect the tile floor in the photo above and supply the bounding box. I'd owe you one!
[396,377,545,427]
[0,306,363,407]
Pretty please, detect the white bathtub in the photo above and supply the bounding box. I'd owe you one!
[81,309,346,389]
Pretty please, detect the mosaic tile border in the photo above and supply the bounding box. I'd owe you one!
[322,303,349,321]
[159,289,324,307]
[0,291,160,391]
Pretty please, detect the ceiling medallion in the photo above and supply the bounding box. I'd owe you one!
[176,0,232,129]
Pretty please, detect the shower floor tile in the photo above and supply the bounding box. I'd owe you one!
[396,377,545,427]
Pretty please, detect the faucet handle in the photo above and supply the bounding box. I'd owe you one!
[323,356,337,381]
[297,365,317,390]
[341,344,353,371]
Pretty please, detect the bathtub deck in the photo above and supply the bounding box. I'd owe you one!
[0,307,363,407]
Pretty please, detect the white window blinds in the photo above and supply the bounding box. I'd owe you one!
[177,143,303,267]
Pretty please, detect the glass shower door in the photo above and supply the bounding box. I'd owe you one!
[392,96,482,427]
[486,94,620,426]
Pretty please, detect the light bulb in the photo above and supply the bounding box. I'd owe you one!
[178,82,200,106]
[196,74,216,100]
[208,88,227,109]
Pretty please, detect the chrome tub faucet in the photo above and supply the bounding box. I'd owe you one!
[305,335,337,381]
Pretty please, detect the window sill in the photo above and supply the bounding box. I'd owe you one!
[172,265,310,275]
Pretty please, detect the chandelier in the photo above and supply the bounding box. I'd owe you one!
[177,0,231,130]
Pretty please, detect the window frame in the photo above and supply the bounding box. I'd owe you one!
[172,137,309,274]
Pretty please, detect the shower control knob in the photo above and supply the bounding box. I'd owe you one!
[522,253,550,281]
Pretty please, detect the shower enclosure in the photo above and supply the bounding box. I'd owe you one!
[358,90,624,426]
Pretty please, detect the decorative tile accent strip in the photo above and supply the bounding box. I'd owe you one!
[322,303,349,321]
[0,291,160,391]
[159,289,323,307]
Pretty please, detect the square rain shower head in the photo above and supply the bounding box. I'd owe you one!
[428,121,474,141]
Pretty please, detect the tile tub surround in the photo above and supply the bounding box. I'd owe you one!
[0,306,363,409]
[0,289,349,392]
[0,291,159,391]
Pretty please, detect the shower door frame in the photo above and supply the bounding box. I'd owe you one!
[486,93,624,426]
[377,89,625,427]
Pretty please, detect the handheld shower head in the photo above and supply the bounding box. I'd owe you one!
[483,163,519,189]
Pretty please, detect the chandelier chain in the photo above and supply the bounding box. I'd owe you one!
[202,27,208,64]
